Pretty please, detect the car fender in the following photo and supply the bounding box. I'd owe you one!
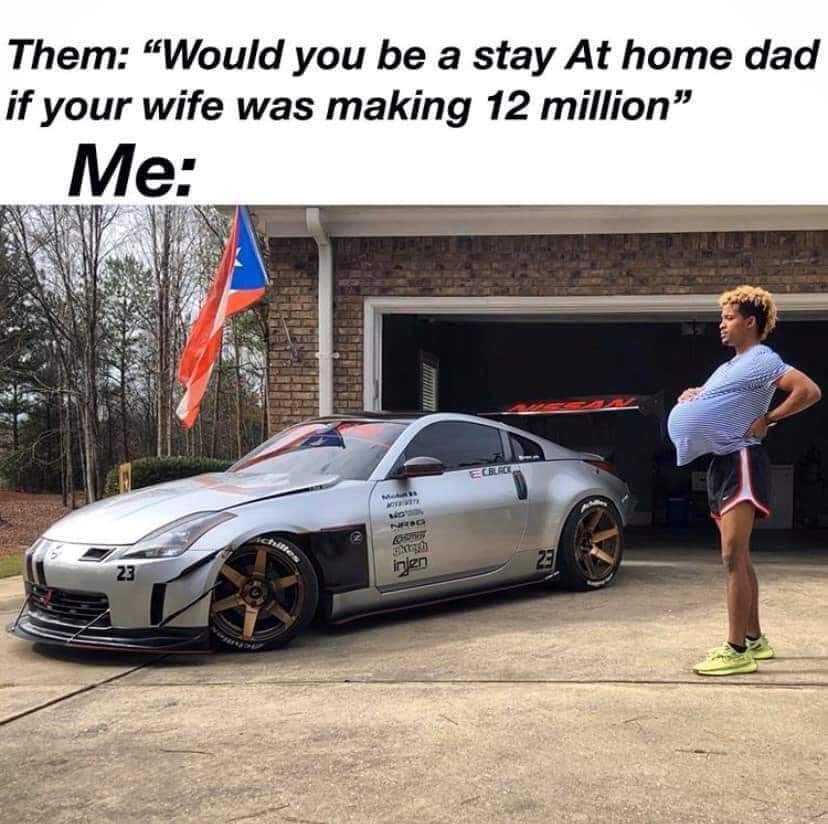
[185,481,374,609]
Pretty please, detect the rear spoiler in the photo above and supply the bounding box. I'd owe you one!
[481,392,664,418]
[481,392,666,439]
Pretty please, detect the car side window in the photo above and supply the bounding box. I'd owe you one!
[509,433,544,462]
[403,422,506,471]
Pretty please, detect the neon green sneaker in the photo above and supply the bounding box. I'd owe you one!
[746,634,775,660]
[693,645,758,676]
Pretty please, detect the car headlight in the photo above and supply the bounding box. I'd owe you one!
[120,512,236,560]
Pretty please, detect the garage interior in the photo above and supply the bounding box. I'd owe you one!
[382,314,828,535]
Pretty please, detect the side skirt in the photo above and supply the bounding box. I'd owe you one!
[329,571,559,626]
[376,563,503,595]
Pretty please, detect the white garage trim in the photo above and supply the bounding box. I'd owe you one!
[362,293,828,411]
[253,205,828,238]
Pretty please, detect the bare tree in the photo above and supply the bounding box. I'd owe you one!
[100,255,152,464]
[8,206,121,502]
[133,207,201,457]
[3,205,270,499]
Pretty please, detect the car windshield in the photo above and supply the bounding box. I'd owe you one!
[229,420,408,480]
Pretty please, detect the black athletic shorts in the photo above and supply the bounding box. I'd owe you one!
[707,445,771,521]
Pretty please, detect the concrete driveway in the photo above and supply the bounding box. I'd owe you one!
[1,543,826,823]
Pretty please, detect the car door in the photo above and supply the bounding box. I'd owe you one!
[370,421,529,588]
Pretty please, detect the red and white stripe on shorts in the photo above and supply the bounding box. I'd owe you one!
[712,447,771,521]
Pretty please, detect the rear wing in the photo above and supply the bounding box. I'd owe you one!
[481,392,663,418]
[481,392,666,438]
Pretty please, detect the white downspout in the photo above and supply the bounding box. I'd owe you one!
[306,207,334,416]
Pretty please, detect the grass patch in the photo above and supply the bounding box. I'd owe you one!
[0,554,23,579]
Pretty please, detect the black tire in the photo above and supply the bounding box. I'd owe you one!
[210,536,319,652]
[556,497,624,591]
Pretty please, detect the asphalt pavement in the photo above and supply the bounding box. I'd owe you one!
[0,543,826,823]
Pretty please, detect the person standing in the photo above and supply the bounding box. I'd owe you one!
[668,286,821,675]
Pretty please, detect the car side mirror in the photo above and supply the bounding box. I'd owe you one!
[399,456,445,478]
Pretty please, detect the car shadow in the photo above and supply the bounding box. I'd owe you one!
[321,581,555,637]
[19,595,530,666]
[28,642,155,667]
[152,581,598,667]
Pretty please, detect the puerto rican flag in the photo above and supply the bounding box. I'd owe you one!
[175,206,268,429]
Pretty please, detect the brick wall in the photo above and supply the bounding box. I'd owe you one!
[267,237,319,430]
[268,230,828,433]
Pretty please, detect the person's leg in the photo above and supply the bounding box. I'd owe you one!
[695,456,759,674]
[746,560,761,639]
[718,501,756,647]
[745,445,771,642]
[744,556,775,657]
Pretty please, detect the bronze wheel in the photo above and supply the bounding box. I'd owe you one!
[573,506,622,582]
[557,499,624,591]
[211,537,318,651]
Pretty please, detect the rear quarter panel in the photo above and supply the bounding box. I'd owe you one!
[517,459,630,555]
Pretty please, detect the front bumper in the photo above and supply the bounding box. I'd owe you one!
[7,540,228,652]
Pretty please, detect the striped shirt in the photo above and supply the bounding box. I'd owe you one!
[667,344,791,466]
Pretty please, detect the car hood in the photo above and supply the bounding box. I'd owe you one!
[43,472,341,545]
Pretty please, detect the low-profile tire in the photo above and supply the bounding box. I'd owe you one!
[555,497,624,591]
[210,536,319,652]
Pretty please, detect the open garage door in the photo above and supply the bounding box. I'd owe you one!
[380,314,828,532]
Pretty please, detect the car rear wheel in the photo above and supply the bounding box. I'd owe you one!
[210,536,319,652]
[556,498,624,591]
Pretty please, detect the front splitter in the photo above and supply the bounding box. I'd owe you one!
[8,610,211,653]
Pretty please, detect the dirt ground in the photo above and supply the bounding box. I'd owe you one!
[0,490,76,558]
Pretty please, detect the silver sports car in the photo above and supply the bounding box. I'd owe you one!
[9,413,634,653]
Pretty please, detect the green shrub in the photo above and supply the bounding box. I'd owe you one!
[104,456,233,497]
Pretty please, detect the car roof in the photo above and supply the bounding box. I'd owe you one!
[313,411,504,426]
[311,412,579,454]
[312,411,539,430]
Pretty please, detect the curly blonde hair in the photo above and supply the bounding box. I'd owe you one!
[718,285,778,341]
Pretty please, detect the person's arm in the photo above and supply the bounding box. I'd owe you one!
[746,368,822,438]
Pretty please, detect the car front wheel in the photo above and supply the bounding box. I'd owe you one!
[211,536,319,652]
[556,498,624,591]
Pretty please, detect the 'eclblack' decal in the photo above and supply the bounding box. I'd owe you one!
[469,465,513,479]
